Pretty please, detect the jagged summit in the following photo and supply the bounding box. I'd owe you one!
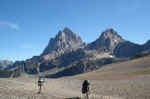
[143,39,150,52]
[101,28,120,36]
[0,60,13,70]
[9,27,150,78]
[56,27,82,43]
[41,27,84,60]
[103,28,118,34]
[145,40,150,44]
[86,28,125,52]
[100,28,123,40]
[57,27,73,37]
[63,27,73,33]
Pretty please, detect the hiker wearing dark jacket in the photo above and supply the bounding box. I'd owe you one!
[38,77,45,94]
[82,80,90,99]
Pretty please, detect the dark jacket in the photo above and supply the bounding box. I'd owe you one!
[82,80,90,94]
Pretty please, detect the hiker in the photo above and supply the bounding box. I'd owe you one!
[38,77,45,94]
[82,80,90,99]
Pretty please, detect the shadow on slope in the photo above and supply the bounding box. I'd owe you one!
[74,55,150,80]
[45,58,116,78]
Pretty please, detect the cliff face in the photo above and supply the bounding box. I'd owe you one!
[0,60,13,70]
[9,28,150,78]
[113,41,142,58]
[143,40,150,53]
[114,40,150,58]
[86,28,125,52]
[41,27,84,60]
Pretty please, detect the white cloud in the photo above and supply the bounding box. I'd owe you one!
[0,21,19,30]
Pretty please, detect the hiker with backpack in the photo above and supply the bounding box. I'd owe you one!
[82,80,90,99]
[38,76,45,94]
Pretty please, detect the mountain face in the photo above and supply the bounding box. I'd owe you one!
[6,27,150,78]
[41,27,85,60]
[86,28,150,58]
[0,60,13,70]
[86,29,125,52]
[114,40,150,58]
[113,41,142,58]
[143,40,150,53]
[46,57,117,78]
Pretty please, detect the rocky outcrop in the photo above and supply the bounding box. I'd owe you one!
[143,40,150,53]
[114,40,150,58]
[0,60,13,70]
[46,58,116,78]
[86,28,125,52]
[85,28,150,58]
[9,28,150,78]
[113,41,142,58]
[41,27,85,60]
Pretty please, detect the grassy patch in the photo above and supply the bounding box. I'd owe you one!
[65,97,81,99]
[127,68,150,75]
[0,70,12,78]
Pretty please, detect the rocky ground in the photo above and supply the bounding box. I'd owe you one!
[0,56,150,99]
[0,75,150,99]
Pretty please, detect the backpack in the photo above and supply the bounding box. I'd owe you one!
[82,80,89,94]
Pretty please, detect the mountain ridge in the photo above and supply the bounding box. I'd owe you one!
[41,27,85,60]
[4,27,150,78]
[86,28,125,53]
[0,60,13,70]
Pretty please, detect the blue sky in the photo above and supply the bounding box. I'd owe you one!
[0,0,150,61]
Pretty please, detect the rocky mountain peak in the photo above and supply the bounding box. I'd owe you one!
[0,60,13,70]
[99,28,125,51]
[143,40,150,52]
[63,27,73,34]
[145,40,150,44]
[86,28,125,52]
[57,27,72,37]
[41,27,84,60]
[56,27,81,42]
[100,28,122,39]
[104,28,117,34]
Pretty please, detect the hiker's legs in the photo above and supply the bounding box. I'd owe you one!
[82,94,87,99]
[86,93,89,99]
[38,85,42,93]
